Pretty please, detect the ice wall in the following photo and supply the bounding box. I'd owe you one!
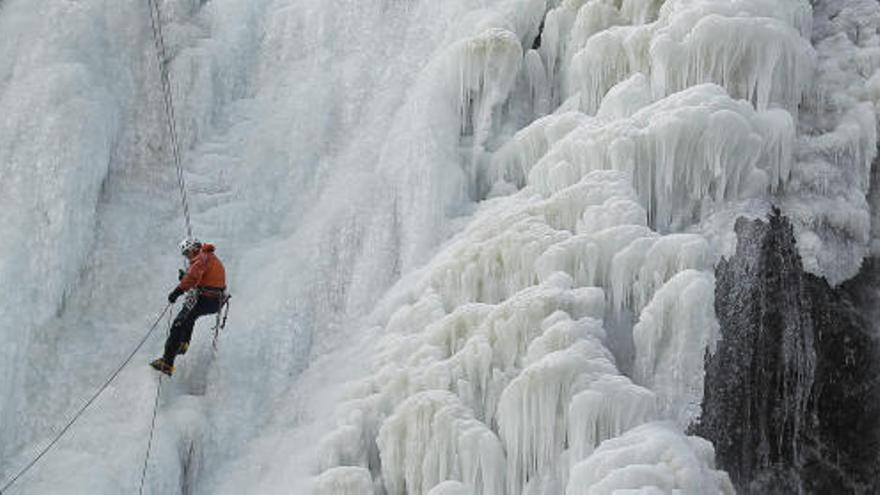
[0,0,147,462]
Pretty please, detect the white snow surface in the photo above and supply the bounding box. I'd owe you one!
[1,0,878,494]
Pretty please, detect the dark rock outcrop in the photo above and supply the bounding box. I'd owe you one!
[694,210,880,494]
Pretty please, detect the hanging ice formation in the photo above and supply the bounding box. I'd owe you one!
[316,0,880,493]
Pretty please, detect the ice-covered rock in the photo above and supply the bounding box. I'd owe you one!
[696,212,880,493]
[784,0,880,281]
[314,467,374,495]
[427,480,471,495]
[566,422,735,494]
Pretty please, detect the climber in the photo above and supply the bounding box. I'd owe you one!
[150,237,227,376]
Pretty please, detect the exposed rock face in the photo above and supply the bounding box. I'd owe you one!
[695,211,880,494]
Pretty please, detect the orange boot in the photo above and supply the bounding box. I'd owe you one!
[150,358,174,376]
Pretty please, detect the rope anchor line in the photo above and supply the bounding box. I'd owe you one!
[138,304,174,495]
[0,304,173,495]
[147,0,193,238]
[139,376,163,495]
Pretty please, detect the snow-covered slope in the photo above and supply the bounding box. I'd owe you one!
[1,0,878,494]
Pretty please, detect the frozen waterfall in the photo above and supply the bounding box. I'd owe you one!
[1,0,878,494]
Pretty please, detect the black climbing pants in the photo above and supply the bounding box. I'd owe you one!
[162,295,223,364]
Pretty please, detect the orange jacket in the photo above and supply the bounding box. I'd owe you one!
[178,244,226,291]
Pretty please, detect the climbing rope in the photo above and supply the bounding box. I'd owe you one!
[146,0,193,237]
[138,307,173,495]
[0,304,173,495]
[138,376,163,495]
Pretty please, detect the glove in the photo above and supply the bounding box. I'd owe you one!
[168,287,185,304]
[178,269,185,281]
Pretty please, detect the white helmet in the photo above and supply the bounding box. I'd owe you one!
[179,237,201,256]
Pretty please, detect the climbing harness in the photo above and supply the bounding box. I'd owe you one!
[182,287,199,313]
[147,0,192,237]
[0,304,173,495]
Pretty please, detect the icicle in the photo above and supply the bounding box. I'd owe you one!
[530,169,641,233]
[620,0,663,25]
[489,112,586,190]
[426,480,471,495]
[535,236,601,288]
[566,0,815,115]
[524,49,551,118]
[314,467,374,495]
[497,344,618,495]
[595,73,652,121]
[566,422,735,494]
[569,28,635,115]
[457,28,523,144]
[632,270,719,425]
[537,0,590,107]
[527,84,796,232]
[566,375,656,463]
[524,314,606,365]
[632,234,711,310]
[608,236,658,315]
[577,198,647,234]
[651,14,814,113]
[377,390,505,495]
[483,274,606,372]
[567,1,625,57]
[317,422,369,472]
